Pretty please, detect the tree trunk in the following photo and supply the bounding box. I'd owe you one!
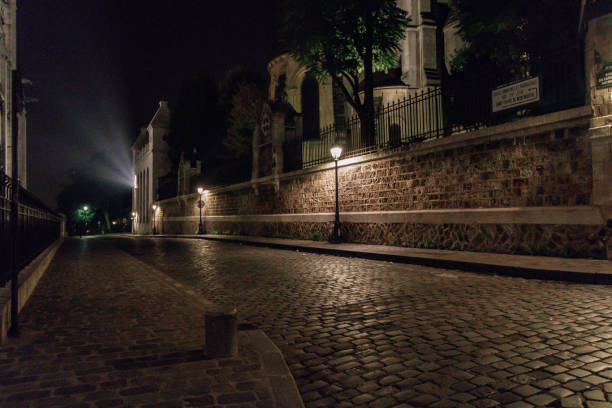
[362,25,376,147]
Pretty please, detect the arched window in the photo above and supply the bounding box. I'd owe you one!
[301,74,319,140]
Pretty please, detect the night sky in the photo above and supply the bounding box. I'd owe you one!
[18,0,281,208]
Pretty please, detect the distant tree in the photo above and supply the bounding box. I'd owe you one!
[281,0,409,145]
[449,0,581,79]
[219,66,267,112]
[76,206,95,224]
[224,81,266,160]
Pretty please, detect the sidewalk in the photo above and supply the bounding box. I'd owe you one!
[0,238,302,408]
[141,234,612,284]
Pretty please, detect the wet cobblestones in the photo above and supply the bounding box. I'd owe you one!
[0,238,276,408]
[110,237,612,408]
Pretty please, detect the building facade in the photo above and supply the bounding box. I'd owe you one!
[252,0,453,185]
[0,0,26,188]
[132,101,172,234]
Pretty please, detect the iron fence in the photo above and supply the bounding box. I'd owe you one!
[0,170,62,286]
[284,45,585,170]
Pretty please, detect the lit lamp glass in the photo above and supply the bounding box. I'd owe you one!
[83,206,88,211]
[330,145,342,160]
[197,187,204,195]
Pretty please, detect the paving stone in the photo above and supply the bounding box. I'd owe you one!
[583,390,606,401]
[583,375,608,385]
[506,402,534,408]
[513,385,540,397]
[582,362,612,373]
[561,395,585,408]
[565,380,593,392]
[368,396,396,408]
[352,393,376,405]
[550,388,575,398]
[573,346,600,355]
[526,393,557,406]
[585,401,612,408]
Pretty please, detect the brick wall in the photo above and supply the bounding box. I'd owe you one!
[157,108,605,258]
[199,129,591,217]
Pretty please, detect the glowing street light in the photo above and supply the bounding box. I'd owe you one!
[152,205,158,235]
[81,205,90,237]
[197,187,206,234]
[330,144,342,243]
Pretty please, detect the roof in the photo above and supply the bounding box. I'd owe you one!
[149,100,171,128]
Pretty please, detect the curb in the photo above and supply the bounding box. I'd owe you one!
[130,234,612,285]
[243,330,305,408]
[0,238,64,344]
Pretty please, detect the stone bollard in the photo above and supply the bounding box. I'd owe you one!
[205,305,238,358]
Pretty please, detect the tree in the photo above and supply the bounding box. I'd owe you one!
[224,81,266,160]
[219,66,266,113]
[449,0,581,79]
[281,0,409,145]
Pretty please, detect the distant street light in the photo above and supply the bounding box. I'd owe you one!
[81,205,90,237]
[197,187,205,234]
[330,145,342,243]
[152,205,158,235]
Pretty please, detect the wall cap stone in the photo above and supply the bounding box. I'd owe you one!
[161,206,605,226]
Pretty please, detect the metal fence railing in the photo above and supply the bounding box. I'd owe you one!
[0,170,62,286]
[283,45,585,171]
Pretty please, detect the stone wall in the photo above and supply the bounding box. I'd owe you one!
[156,106,609,259]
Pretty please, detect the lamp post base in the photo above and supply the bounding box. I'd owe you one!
[330,222,341,243]
[197,223,205,235]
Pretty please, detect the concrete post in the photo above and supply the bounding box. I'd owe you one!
[205,305,238,358]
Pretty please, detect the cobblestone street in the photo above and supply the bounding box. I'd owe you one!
[108,237,612,408]
[0,238,279,408]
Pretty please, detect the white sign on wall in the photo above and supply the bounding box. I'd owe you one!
[491,76,541,113]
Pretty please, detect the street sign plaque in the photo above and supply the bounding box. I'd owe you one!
[491,76,541,113]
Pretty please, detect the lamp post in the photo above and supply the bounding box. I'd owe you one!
[197,187,205,234]
[82,205,89,237]
[330,145,342,243]
[152,205,157,235]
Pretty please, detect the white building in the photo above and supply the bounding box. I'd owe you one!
[131,101,171,234]
[0,0,26,188]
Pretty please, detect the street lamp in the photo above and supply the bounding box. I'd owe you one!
[152,205,157,235]
[82,205,89,237]
[330,145,342,243]
[197,187,205,234]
